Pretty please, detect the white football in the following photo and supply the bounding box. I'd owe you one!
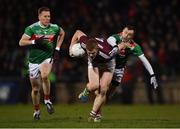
[70,43,85,57]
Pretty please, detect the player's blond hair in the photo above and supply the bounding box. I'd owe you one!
[38,7,50,15]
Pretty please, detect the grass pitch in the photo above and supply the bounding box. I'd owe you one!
[0,103,180,128]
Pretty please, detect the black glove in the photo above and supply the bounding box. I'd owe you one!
[33,36,50,51]
[34,36,44,45]
[52,49,60,63]
[150,74,158,89]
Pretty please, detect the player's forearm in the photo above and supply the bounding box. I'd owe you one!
[117,43,127,50]
[70,30,80,48]
[69,34,78,54]
[56,30,65,50]
[19,39,34,46]
[138,54,154,75]
[71,30,86,46]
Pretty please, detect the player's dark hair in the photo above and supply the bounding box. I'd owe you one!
[86,38,98,51]
[38,7,50,15]
[126,25,136,34]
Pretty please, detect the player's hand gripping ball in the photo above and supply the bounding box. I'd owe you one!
[70,43,85,57]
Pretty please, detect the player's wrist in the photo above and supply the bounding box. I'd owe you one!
[31,40,35,44]
[113,45,118,48]
[55,47,60,51]
[150,74,155,77]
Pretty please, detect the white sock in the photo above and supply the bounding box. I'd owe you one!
[34,110,40,114]
[90,111,96,117]
[44,99,52,104]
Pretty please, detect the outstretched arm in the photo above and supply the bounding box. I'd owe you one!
[138,54,154,75]
[138,54,158,89]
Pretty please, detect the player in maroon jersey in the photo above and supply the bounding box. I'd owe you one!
[69,30,130,122]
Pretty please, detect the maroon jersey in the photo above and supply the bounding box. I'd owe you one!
[79,35,116,63]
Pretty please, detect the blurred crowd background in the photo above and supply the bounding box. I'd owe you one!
[0,0,179,104]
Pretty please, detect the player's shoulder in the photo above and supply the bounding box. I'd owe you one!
[50,23,60,28]
[95,37,105,42]
[49,23,61,32]
[28,22,39,28]
[112,33,119,36]
[111,33,119,38]
[111,33,122,41]
[130,40,143,51]
[25,22,39,32]
[130,40,139,46]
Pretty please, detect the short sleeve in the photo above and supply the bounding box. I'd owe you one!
[24,26,33,37]
[55,24,60,34]
[79,35,89,49]
[79,35,89,43]
[132,44,144,56]
[112,34,122,44]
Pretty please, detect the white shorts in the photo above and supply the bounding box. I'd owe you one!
[28,58,52,79]
[112,68,125,83]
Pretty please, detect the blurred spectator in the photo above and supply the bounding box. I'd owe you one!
[58,57,86,103]
[121,61,137,104]
[141,42,164,104]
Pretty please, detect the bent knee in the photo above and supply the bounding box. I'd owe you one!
[32,88,40,95]
[94,88,107,96]
[87,83,99,91]
[100,87,108,95]
[41,75,48,81]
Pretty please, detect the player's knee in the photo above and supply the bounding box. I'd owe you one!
[100,86,108,95]
[32,88,39,95]
[94,90,99,95]
[100,89,107,96]
[87,83,99,91]
[41,75,48,81]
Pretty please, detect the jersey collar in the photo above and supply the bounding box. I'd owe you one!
[38,21,50,28]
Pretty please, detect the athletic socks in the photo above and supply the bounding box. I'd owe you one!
[44,94,50,100]
[34,104,40,111]
[82,88,90,96]
[44,94,52,104]
[44,99,52,105]
[90,110,101,118]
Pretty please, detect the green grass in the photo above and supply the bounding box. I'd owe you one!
[0,103,180,128]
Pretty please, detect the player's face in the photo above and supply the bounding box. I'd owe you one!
[87,49,98,60]
[122,28,134,42]
[39,11,50,27]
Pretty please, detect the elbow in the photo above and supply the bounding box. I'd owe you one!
[19,40,24,46]
[75,30,82,34]
[61,29,65,36]
[19,41,23,46]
